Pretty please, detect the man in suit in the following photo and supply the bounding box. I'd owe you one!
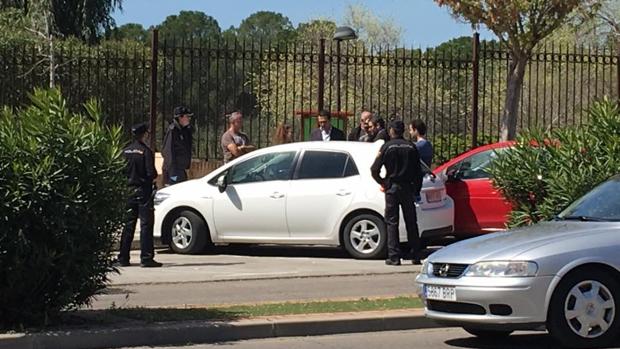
[348,110,372,141]
[310,109,346,141]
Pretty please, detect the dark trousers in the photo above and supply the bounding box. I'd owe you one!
[163,168,188,186]
[384,183,421,261]
[118,187,155,263]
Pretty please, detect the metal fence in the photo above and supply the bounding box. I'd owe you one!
[0,32,618,164]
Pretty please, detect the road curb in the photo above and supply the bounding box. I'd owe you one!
[0,309,438,349]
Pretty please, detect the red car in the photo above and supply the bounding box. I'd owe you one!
[433,142,514,237]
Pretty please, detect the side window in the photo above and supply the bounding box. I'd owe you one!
[229,151,296,184]
[455,149,500,180]
[296,151,349,179]
[344,156,359,177]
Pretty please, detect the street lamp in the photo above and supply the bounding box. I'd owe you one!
[333,26,357,112]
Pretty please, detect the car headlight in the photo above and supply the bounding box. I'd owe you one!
[422,260,433,276]
[154,192,171,206]
[464,261,538,277]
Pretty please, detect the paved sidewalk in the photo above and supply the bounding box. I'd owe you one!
[110,247,422,286]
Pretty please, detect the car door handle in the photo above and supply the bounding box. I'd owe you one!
[336,190,352,196]
[270,192,285,199]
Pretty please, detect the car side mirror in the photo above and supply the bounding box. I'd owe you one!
[446,169,458,182]
[217,174,228,193]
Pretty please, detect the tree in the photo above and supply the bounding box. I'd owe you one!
[158,10,221,43]
[296,19,337,44]
[237,11,295,44]
[107,22,147,42]
[2,0,122,43]
[436,0,583,141]
[343,4,403,47]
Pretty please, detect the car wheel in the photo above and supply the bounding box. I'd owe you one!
[463,327,513,339]
[547,268,620,349]
[342,213,386,259]
[167,210,208,254]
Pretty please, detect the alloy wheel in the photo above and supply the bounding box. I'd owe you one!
[349,219,381,255]
[172,216,193,250]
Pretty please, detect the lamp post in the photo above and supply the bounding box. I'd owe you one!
[333,26,357,112]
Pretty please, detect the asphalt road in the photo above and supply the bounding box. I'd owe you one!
[120,328,620,349]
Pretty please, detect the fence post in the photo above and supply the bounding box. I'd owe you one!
[471,32,480,149]
[149,29,159,151]
[617,48,620,102]
[318,38,326,112]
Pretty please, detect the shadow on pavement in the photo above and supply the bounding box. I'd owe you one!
[162,262,246,268]
[445,332,620,349]
[152,236,460,260]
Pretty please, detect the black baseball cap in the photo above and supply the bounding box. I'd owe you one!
[174,106,194,118]
[131,122,149,136]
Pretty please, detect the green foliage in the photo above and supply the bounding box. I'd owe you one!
[0,8,37,45]
[158,10,221,43]
[236,11,296,44]
[0,89,128,328]
[489,98,620,228]
[106,23,148,43]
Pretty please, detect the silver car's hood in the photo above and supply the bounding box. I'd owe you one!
[428,221,618,264]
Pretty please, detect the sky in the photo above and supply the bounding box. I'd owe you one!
[112,0,494,48]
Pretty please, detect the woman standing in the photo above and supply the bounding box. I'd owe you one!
[272,123,294,145]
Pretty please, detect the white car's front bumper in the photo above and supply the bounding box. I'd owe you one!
[416,272,556,330]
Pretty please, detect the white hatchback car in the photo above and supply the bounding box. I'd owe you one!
[153,141,454,259]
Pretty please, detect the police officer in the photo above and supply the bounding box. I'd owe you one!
[162,106,194,186]
[117,122,162,268]
[371,120,424,266]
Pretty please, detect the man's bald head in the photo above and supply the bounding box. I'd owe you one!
[360,110,373,126]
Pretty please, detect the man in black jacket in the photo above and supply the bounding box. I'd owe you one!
[310,109,346,141]
[348,110,372,141]
[370,120,423,266]
[162,106,194,186]
[117,122,162,268]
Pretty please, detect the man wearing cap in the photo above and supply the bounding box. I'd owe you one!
[162,106,194,186]
[221,111,254,163]
[117,122,162,268]
[370,120,424,266]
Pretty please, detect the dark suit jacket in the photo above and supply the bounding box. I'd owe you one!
[348,125,363,141]
[310,127,346,141]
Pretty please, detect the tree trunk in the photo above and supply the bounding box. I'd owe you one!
[500,54,528,141]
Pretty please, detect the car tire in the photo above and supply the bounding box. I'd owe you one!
[547,268,620,349]
[463,327,513,339]
[342,213,386,259]
[166,210,208,254]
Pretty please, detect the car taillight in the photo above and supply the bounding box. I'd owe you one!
[426,189,443,203]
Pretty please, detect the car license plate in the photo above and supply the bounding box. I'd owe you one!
[426,190,442,203]
[425,285,456,301]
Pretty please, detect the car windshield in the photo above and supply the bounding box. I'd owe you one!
[557,175,620,222]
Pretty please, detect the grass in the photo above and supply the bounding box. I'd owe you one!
[107,296,423,323]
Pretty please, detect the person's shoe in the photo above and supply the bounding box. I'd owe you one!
[113,259,130,267]
[140,260,163,268]
[385,259,401,266]
[412,258,422,265]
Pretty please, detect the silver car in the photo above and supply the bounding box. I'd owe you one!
[416,175,620,348]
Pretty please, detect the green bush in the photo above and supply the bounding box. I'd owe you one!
[0,89,128,328]
[489,98,620,228]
